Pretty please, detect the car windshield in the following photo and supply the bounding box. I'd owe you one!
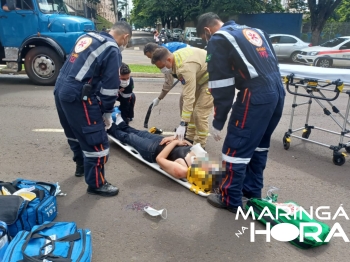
[173,29,182,33]
[188,30,197,37]
[37,0,68,14]
[320,38,348,47]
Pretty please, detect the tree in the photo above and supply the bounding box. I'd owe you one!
[333,0,350,22]
[308,0,343,45]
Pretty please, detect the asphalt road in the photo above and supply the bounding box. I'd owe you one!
[0,73,349,261]
[1,31,350,260]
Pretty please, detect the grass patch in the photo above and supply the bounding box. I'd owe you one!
[129,64,161,73]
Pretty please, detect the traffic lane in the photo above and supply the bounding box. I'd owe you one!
[0,75,349,261]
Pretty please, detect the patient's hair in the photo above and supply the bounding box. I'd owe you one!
[151,47,171,64]
[143,42,160,55]
[120,63,131,75]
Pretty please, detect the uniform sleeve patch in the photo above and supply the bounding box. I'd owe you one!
[206,54,212,62]
[180,77,186,85]
[74,37,93,53]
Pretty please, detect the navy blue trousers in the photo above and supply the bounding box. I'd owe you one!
[220,84,285,208]
[54,92,109,188]
[108,122,163,163]
[117,93,136,123]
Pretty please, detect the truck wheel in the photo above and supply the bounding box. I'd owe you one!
[25,46,63,86]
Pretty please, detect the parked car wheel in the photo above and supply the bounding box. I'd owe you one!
[316,57,333,68]
[290,51,301,63]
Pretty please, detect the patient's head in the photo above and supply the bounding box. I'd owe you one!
[120,63,131,88]
[187,157,225,192]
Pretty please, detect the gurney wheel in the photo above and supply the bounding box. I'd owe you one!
[345,146,350,153]
[283,135,290,150]
[302,129,311,139]
[333,155,345,166]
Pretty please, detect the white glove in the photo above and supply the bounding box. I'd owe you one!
[152,97,160,109]
[102,113,113,130]
[175,124,187,141]
[212,126,222,142]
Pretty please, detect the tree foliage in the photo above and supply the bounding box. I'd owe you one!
[131,0,284,29]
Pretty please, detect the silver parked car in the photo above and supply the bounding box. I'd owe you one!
[269,34,311,63]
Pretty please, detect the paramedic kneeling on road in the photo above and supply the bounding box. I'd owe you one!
[54,21,132,197]
[196,12,285,212]
[151,47,213,148]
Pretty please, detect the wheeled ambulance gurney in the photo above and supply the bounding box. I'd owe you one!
[107,134,210,197]
[280,65,350,166]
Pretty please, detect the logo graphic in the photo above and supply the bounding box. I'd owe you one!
[206,54,212,62]
[234,204,350,244]
[74,37,92,53]
[243,29,262,47]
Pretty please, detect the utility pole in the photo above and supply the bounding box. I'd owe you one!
[84,0,88,18]
[114,0,118,21]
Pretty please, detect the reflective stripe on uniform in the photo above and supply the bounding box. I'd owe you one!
[198,72,209,85]
[197,130,209,136]
[83,148,109,158]
[181,111,192,119]
[255,29,277,61]
[100,87,119,96]
[255,147,269,152]
[119,92,132,98]
[209,77,235,89]
[222,153,251,164]
[214,30,259,79]
[188,123,196,128]
[67,137,79,142]
[75,41,119,81]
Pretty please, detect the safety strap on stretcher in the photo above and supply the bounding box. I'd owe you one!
[108,134,210,197]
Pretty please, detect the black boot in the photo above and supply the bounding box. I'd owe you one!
[87,182,119,197]
[74,163,84,177]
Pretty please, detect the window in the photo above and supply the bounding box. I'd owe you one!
[37,0,67,14]
[279,36,297,44]
[320,37,347,47]
[339,41,350,50]
[270,36,280,44]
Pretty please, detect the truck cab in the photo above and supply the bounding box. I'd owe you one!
[0,0,95,85]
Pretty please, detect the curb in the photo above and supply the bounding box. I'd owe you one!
[0,68,163,78]
[131,72,163,78]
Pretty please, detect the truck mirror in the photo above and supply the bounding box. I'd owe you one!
[6,0,17,10]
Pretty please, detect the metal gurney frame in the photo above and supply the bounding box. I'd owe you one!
[283,73,350,166]
[108,135,210,197]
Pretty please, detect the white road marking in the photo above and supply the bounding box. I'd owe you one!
[32,129,64,132]
[134,47,140,50]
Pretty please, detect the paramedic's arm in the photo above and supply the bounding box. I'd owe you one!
[156,140,188,179]
[178,64,200,123]
[207,36,236,131]
[97,47,122,113]
[158,73,174,100]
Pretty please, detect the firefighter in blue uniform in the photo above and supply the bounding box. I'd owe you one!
[196,13,285,212]
[54,21,132,197]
